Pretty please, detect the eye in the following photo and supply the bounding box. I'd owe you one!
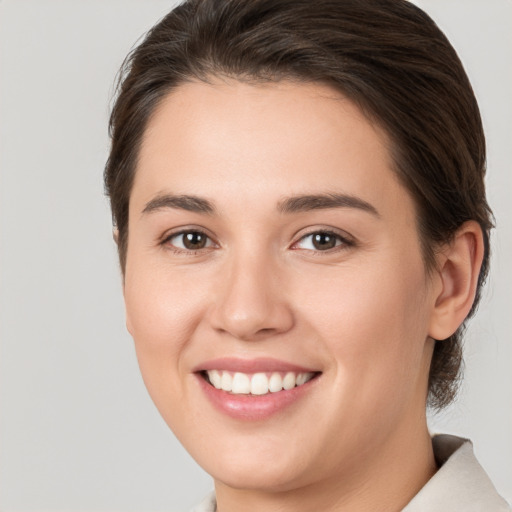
[293,230,352,252]
[163,230,215,252]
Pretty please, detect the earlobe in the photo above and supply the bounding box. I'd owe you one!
[124,286,133,335]
[428,221,484,341]
[126,314,133,336]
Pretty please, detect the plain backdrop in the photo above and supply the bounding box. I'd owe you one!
[0,1,510,510]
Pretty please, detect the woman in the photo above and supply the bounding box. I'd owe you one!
[104,0,510,510]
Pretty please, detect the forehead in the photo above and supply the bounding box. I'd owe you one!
[133,78,413,220]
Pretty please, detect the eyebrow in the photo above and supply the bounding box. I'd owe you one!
[141,192,379,217]
[142,194,216,215]
[277,193,380,217]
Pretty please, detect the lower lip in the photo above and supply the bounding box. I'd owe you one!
[196,373,319,421]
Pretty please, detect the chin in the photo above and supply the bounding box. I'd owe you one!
[212,462,305,492]
[193,442,311,492]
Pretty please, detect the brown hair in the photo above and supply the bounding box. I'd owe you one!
[104,0,493,409]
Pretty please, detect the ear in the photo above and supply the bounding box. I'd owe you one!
[428,221,485,340]
[125,312,133,336]
[123,281,132,336]
[112,227,127,289]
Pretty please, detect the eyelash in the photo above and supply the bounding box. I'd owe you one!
[161,229,217,255]
[292,229,355,254]
[160,228,355,255]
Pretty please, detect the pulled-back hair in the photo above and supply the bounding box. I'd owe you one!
[104,0,493,409]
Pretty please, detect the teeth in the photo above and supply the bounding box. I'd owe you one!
[268,372,283,392]
[232,372,251,394]
[296,372,308,386]
[251,373,269,395]
[221,372,232,392]
[209,370,222,389]
[283,372,296,390]
[206,370,315,395]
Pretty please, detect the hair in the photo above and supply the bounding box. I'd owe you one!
[104,0,493,410]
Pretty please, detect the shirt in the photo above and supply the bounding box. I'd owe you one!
[191,435,511,511]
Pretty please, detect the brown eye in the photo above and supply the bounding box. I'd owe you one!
[165,230,214,251]
[311,232,337,250]
[294,230,352,252]
[182,231,208,249]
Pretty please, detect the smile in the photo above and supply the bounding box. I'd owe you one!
[195,358,321,420]
[204,370,316,395]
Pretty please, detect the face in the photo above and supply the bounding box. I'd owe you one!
[124,79,437,493]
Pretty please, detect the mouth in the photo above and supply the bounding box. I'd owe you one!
[200,369,319,396]
[194,357,322,420]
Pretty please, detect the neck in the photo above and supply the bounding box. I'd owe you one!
[214,416,436,512]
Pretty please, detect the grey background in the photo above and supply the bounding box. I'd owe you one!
[0,1,510,510]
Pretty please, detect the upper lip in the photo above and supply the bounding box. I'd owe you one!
[192,357,320,374]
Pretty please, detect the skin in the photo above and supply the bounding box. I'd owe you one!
[123,79,483,512]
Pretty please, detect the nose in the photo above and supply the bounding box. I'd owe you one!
[208,251,295,341]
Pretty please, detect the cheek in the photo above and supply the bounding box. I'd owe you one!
[301,256,431,396]
[125,250,203,334]
[123,258,206,386]
[123,264,213,435]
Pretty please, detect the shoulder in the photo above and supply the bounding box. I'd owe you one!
[403,434,511,511]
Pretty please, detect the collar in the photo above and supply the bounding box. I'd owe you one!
[403,434,510,511]
[192,435,510,511]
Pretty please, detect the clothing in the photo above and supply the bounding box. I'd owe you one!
[402,435,510,511]
[190,435,510,511]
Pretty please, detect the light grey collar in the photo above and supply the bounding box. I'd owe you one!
[403,434,510,511]
[191,435,510,511]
